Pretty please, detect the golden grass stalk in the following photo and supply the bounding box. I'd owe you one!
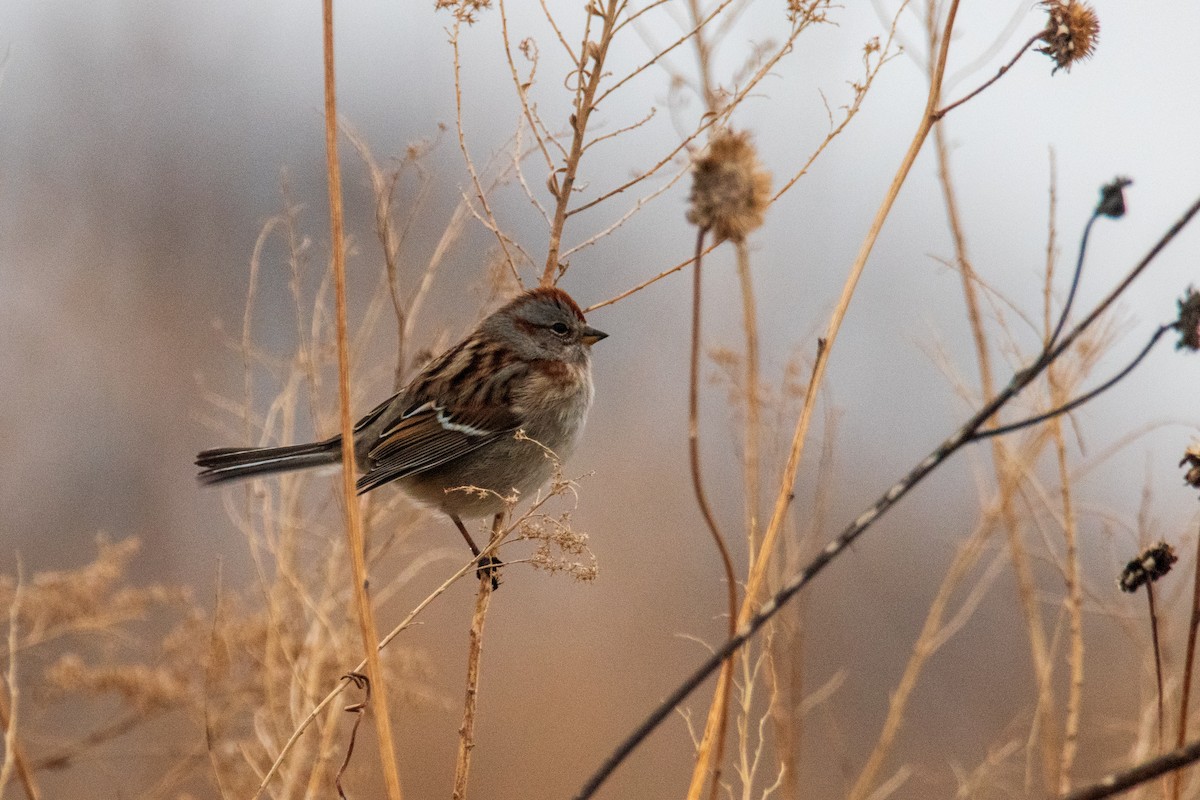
[321,3,403,797]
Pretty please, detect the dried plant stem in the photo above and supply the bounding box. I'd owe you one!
[740,0,960,658]
[451,17,522,284]
[972,325,1174,441]
[0,695,40,800]
[583,241,720,312]
[1065,738,1200,800]
[0,566,40,800]
[1039,161,1085,794]
[932,32,1041,120]
[252,548,487,800]
[932,116,1058,790]
[1149,584,1167,751]
[321,4,404,799]
[735,242,762,557]
[685,241,763,800]
[849,512,996,800]
[574,188,1200,800]
[685,227,739,800]
[541,0,622,285]
[452,532,499,800]
[1051,372,1084,793]
[1175,521,1200,800]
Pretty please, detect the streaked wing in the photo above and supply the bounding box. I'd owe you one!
[356,400,520,493]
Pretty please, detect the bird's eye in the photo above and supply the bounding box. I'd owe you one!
[550,322,570,336]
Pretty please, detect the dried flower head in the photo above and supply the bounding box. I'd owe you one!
[1118,542,1177,593]
[1176,286,1200,351]
[434,0,491,24]
[1096,176,1132,218]
[1038,0,1100,73]
[1181,443,1200,489]
[687,129,772,243]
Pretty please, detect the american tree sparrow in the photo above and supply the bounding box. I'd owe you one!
[197,287,606,562]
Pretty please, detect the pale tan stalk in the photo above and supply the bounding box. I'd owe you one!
[684,2,750,789]
[0,566,40,800]
[321,4,403,798]
[541,0,622,285]
[452,528,499,800]
[740,0,956,656]
[735,243,762,557]
[451,17,523,284]
[729,240,763,800]
[1038,160,1085,794]
[1176,525,1200,800]
[253,533,512,798]
[684,227,739,800]
[932,112,1057,791]
[0,695,40,800]
[1049,371,1083,793]
[849,448,1034,800]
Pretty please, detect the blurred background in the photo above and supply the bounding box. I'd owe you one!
[2,1,1199,798]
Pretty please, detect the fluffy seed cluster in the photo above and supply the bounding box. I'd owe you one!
[1180,443,1200,490]
[1176,286,1200,351]
[1118,542,1177,593]
[1038,0,1100,73]
[687,130,772,243]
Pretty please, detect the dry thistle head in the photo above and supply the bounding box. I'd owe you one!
[1118,541,1177,593]
[687,129,772,244]
[1175,286,1200,351]
[1181,443,1200,490]
[1096,176,1132,218]
[1038,0,1100,73]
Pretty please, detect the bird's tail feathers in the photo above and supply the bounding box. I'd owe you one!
[196,437,343,485]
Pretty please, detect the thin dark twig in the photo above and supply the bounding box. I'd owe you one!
[1065,738,1200,800]
[336,673,371,800]
[933,31,1041,120]
[1150,584,1167,750]
[971,324,1173,441]
[571,191,1200,800]
[1048,211,1100,350]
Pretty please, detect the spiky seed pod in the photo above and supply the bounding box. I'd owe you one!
[1118,542,1178,593]
[1176,287,1200,351]
[687,130,772,244]
[1038,0,1100,73]
[1180,443,1200,490]
[1096,176,1132,218]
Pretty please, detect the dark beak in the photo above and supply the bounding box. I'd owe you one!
[581,326,608,346]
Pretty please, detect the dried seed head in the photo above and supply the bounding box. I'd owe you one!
[687,130,772,243]
[1118,542,1177,593]
[1176,286,1200,351]
[1180,443,1200,490]
[434,0,491,24]
[1096,176,1132,218]
[1038,0,1100,73]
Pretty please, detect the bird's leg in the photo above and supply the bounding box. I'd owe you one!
[450,513,482,556]
[449,513,503,589]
